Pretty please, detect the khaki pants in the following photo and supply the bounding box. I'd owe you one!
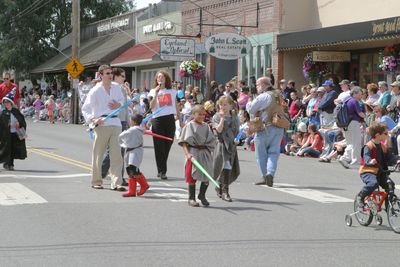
[92,126,122,189]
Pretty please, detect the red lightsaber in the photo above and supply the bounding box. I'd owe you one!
[144,131,173,141]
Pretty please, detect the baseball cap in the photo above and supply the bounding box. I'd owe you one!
[316,86,326,93]
[280,79,287,84]
[339,79,350,85]
[391,81,400,87]
[321,80,334,87]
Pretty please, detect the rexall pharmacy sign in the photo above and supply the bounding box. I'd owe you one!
[205,33,251,60]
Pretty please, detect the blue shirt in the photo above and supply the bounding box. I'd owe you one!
[317,90,338,113]
[379,115,396,130]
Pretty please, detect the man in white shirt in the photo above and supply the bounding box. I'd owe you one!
[82,65,125,191]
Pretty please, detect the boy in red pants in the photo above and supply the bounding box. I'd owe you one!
[118,114,149,197]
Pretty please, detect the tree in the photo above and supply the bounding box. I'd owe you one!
[0,0,136,78]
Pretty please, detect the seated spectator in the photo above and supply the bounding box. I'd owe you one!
[285,122,309,155]
[319,139,347,163]
[296,124,324,158]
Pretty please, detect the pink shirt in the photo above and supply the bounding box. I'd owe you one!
[33,99,42,111]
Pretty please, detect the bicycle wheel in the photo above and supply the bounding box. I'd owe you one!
[387,199,400,234]
[354,195,373,226]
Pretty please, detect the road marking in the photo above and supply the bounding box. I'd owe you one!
[149,182,215,203]
[28,148,91,170]
[0,173,91,179]
[263,183,353,203]
[0,183,47,206]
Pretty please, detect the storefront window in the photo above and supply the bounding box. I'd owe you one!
[359,52,384,87]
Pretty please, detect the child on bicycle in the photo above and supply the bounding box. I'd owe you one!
[357,122,396,208]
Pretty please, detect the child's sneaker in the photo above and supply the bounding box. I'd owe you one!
[356,194,365,209]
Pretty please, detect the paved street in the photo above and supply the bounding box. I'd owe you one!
[0,120,399,267]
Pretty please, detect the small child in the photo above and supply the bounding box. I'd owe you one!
[179,105,216,207]
[32,94,42,122]
[118,114,149,197]
[357,122,396,208]
[211,95,240,202]
[45,95,55,124]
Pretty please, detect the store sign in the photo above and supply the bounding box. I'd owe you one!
[160,38,195,61]
[205,33,251,60]
[97,18,130,33]
[312,51,351,62]
[372,17,400,36]
[143,21,172,35]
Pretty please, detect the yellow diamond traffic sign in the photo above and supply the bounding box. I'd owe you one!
[66,57,85,78]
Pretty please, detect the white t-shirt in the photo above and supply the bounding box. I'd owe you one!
[148,88,177,118]
[337,91,351,104]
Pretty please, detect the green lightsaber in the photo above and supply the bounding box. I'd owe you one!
[191,158,220,189]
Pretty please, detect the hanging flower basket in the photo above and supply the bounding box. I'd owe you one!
[379,45,400,72]
[302,53,330,84]
[179,60,205,80]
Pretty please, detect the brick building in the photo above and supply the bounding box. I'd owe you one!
[182,0,282,92]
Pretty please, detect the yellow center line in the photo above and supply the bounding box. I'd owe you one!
[27,148,92,171]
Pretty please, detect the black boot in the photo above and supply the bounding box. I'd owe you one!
[221,170,232,202]
[188,184,199,207]
[198,182,209,206]
[215,183,222,198]
[356,192,367,209]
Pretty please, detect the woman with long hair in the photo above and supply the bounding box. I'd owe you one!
[148,70,182,179]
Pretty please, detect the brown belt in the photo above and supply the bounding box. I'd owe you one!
[190,145,207,149]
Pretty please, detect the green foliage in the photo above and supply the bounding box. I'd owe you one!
[0,0,135,76]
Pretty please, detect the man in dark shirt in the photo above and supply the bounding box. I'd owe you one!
[317,80,338,127]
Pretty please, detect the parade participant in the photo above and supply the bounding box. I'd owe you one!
[356,122,395,208]
[81,65,125,191]
[32,94,42,122]
[179,105,216,207]
[148,70,182,180]
[45,95,55,124]
[0,88,27,170]
[248,77,285,187]
[0,72,20,109]
[212,95,240,202]
[101,68,130,186]
[118,114,149,197]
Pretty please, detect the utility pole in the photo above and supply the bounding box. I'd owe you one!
[71,0,80,124]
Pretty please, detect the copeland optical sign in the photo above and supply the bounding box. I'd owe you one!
[160,38,195,61]
[205,33,251,60]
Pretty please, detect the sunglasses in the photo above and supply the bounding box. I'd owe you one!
[3,78,9,80]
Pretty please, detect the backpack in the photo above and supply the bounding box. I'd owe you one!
[334,98,352,129]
